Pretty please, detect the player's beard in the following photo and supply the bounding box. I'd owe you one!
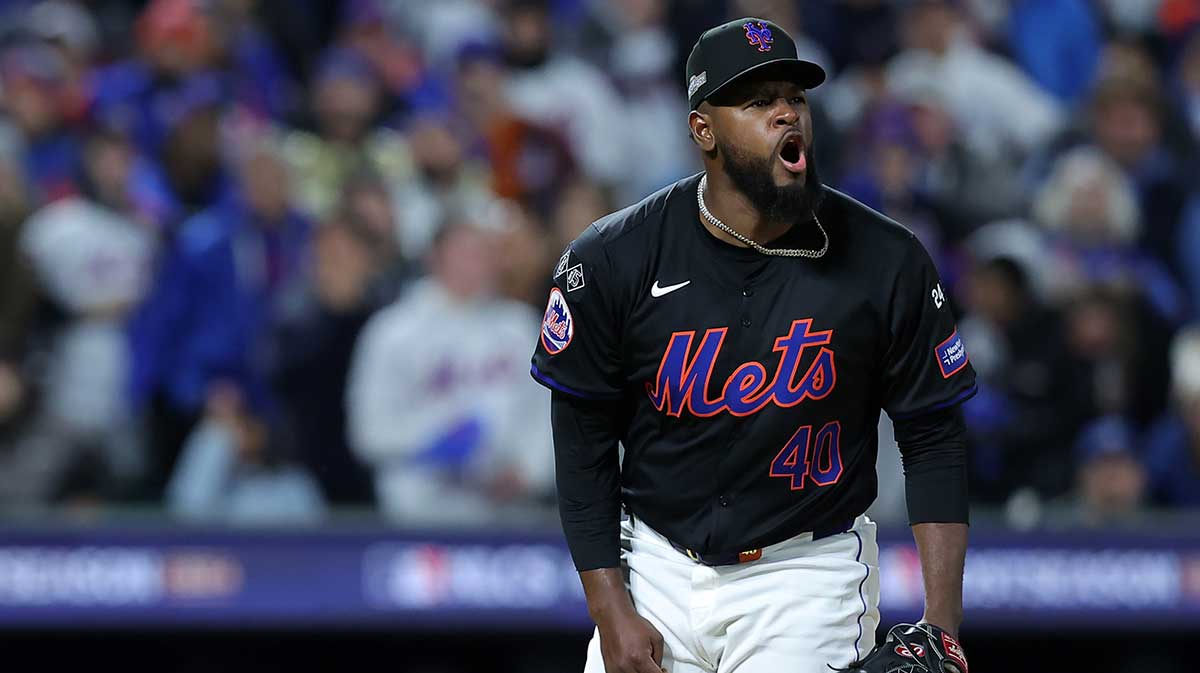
[716,137,824,226]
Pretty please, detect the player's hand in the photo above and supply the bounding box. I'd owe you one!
[596,608,667,673]
[832,622,968,673]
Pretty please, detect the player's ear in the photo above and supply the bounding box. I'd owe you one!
[689,109,716,152]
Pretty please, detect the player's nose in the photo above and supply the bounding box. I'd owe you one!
[773,102,798,127]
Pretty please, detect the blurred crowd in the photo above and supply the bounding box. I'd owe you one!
[1,0,1199,530]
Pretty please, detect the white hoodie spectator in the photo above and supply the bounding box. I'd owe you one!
[888,1,1063,160]
[500,0,631,186]
[21,196,152,441]
[347,217,554,525]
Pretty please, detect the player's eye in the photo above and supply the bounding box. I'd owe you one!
[790,96,806,105]
[751,99,770,107]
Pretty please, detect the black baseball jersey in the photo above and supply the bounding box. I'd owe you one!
[531,173,976,556]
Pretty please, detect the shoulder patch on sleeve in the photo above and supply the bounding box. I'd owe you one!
[565,264,585,292]
[541,287,574,354]
[935,329,969,378]
[554,249,572,278]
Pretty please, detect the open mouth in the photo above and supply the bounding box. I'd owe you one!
[779,135,806,174]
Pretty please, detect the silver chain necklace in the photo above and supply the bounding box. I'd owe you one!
[697,173,828,258]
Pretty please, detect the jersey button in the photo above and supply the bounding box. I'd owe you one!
[719,495,729,507]
[742,288,753,297]
[740,317,752,328]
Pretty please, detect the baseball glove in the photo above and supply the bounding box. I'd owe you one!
[830,622,968,673]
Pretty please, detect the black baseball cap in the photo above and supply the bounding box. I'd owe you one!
[686,17,826,110]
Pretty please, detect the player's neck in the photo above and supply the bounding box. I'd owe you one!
[699,171,794,247]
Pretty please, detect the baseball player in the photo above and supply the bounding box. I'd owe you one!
[531,18,975,673]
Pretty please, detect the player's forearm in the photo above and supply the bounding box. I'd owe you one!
[912,522,967,638]
[552,392,625,570]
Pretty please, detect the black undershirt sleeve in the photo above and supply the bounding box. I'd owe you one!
[551,391,626,571]
[894,404,970,526]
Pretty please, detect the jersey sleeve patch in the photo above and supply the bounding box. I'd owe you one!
[935,329,969,379]
[565,263,585,292]
[541,287,574,354]
[554,249,572,278]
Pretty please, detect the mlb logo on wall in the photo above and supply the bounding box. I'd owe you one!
[541,288,574,354]
[935,330,969,378]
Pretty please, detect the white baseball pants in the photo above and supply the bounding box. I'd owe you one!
[582,514,880,673]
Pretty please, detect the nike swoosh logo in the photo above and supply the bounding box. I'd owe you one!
[650,280,691,297]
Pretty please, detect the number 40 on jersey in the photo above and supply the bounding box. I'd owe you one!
[769,421,844,490]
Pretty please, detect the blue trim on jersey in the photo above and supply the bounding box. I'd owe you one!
[530,364,615,400]
[890,383,979,421]
[852,529,869,661]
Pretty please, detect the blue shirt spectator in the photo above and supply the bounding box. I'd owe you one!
[1008,0,1101,104]
[1142,326,1200,507]
[1142,414,1200,507]
[130,142,311,422]
[131,206,310,417]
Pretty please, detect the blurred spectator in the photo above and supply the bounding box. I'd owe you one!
[155,78,229,218]
[840,91,1024,247]
[454,43,577,213]
[339,171,415,299]
[1065,416,1148,526]
[2,41,81,202]
[496,199,554,308]
[808,0,899,74]
[167,382,325,523]
[0,154,37,390]
[391,111,494,260]
[272,215,387,507]
[866,413,907,526]
[582,0,698,201]
[390,0,500,67]
[1060,287,1153,424]
[500,0,631,189]
[550,177,613,253]
[1172,28,1200,144]
[25,0,100,127]
[347,215,554,525]
[131,136,311,497]
[1032,146,1181,424]
[17,130,158,494]
[334,0,424,101]
[0,154,38,495]
[208,0,303,122]
[1006,0,1102,104]
[282,47,414,219]
[1083,76,1191,276]
[71,127,169,234]
[1142,327,1200,507]
[1033,145,1187,325]
[959,257,1087,502]
[1097,0,1165,34]
[840,102,950,250]
[90,0,224,160]
[887,0,1063,160]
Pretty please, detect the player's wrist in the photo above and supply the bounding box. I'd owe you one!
[580,567,637,624]
[918,613,961,639]
[918,615,960,639]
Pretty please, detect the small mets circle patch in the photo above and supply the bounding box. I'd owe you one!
[541,287,574,354]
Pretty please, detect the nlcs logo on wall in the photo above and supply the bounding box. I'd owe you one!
[541,288,574,354]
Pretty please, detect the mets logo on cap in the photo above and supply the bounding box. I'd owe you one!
[744,21,773,52]
[541,287,574,354]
